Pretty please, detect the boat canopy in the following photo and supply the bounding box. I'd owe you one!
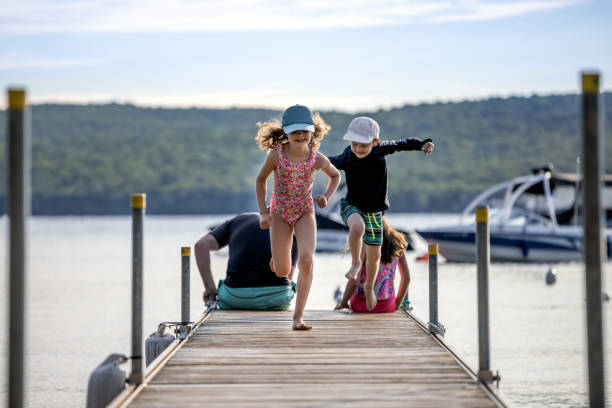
[460,167,612,227]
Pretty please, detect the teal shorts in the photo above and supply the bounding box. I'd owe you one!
[217,280,296,311]
[340,199,383,246]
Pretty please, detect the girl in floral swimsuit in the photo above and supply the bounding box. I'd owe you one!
[256,105,340,330]
[335,218,411,313]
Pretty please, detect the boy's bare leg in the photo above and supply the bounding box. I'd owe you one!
[364,244,381,311]
[345,213,365,280]
[292,210,316,330]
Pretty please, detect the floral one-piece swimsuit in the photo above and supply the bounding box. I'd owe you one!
[270,144,318,226]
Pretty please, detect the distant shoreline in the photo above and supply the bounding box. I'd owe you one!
[1,93,610,217]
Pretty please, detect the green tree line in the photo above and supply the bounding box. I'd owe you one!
[0,93,610,214]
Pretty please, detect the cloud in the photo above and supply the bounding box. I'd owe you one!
[0,0,579,34]
[428,0,578,22]
[0,55,104,70]
[2,87,401,112]
[2,82,567,112]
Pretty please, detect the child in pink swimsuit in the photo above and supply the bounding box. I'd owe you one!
[256,105,340,330]
[335,218,411,313]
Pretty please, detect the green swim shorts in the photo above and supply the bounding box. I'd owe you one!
[340,199,383,246]
[217,280,296,311]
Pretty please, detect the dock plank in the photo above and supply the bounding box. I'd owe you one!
[127,310,501,407]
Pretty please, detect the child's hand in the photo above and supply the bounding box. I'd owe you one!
[421,141,434,155]
[259,213,271,229]
[314,195,328,208]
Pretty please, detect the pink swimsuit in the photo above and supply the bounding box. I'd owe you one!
[270,144,318,226]
[350,258,398,313]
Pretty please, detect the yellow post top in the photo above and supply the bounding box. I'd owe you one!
[476,207,489,223]
[428,244,438,256]
[8,89,26,110]
[181,247,191,257]
[131,193,146,209]
[582,72,600,94]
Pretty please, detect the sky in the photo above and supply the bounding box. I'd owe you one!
[1,0,611,112]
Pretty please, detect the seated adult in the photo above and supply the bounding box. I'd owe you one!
[194,212,297,310]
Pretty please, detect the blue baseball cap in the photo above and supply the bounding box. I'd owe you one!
[282,104,315,134]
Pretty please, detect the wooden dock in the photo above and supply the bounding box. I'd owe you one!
[113,310,506,407]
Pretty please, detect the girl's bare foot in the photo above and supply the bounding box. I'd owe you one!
[345,263,361,281]
[364,282,377,311]
[292,318,312,330]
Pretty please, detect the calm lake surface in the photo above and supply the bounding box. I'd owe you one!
[0,214,611,407]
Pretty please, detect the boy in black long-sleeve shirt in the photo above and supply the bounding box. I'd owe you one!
[329,117,434,311]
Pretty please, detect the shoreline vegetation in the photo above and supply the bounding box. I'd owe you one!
[0,93,610,215]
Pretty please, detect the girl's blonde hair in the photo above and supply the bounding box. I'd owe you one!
[255,112,330,151]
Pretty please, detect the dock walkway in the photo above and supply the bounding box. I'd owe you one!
[116,310,506,407]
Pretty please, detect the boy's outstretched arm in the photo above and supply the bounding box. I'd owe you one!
[255,150,277,229]
[379,138,434,156]
[314,154,340,209]
[328,147,350,170]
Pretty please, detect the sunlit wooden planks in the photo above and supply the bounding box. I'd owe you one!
[128,310,501,407]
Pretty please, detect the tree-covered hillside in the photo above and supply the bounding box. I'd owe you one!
[0,93,610,214]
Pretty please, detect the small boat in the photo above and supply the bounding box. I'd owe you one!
[314,185,350,253]
[416,166,612,263]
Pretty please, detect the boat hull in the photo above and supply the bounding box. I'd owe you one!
[316,229,349,253]
[417,226,585,263]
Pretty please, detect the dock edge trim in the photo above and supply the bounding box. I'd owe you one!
[107,308,216,408]
[402,309,510,408]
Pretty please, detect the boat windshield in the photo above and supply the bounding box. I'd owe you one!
[490,207,553,227]
[459,171,612,227]
[516,185,576,214]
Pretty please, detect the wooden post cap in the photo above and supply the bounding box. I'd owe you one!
[8,89,26,110]
[581,72,600,94]
[476,207,489,223]
[131,193,146,209]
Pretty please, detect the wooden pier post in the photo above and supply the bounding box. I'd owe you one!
[7,88,30,408]
[180,247,191,337]
[476,206,493,383]
[129,194,146,385]
[428,244,444,335]
[581,71,606,407]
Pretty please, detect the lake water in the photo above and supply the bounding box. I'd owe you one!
[0,214,611,407]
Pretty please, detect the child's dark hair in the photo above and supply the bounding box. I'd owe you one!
[380,218,408,264]
[255,112,330,151]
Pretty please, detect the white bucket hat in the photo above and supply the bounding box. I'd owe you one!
[342,117,380,143]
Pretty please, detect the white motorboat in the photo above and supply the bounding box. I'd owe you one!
[416,167,612,263]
